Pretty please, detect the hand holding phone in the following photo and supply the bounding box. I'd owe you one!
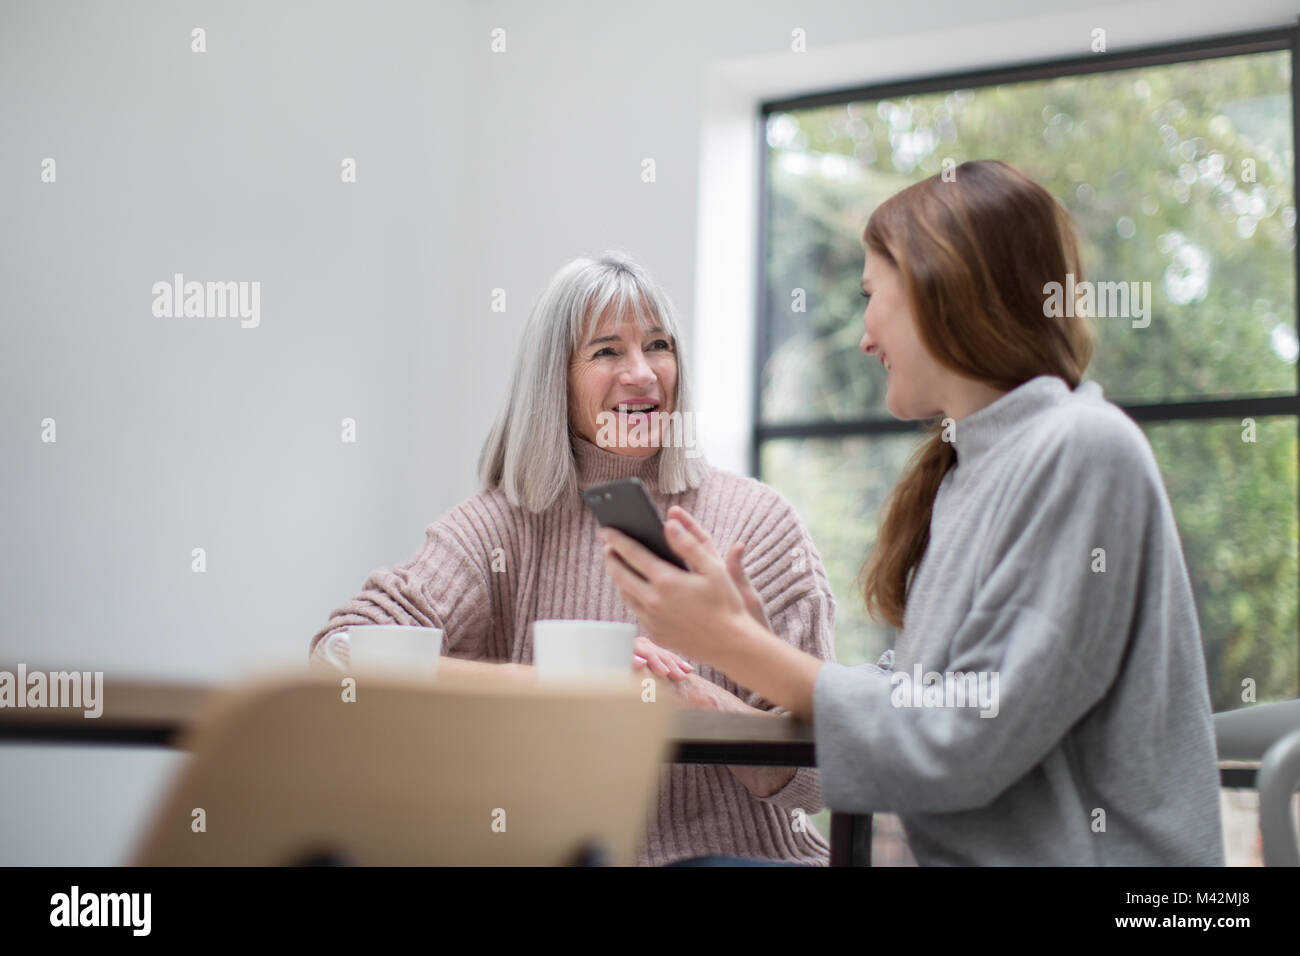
[583,477,689,571]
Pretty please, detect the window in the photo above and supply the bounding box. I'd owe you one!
[756,27,1299,711]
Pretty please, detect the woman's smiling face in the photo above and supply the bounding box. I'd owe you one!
[858,251,947,421]
[567,305,677,456]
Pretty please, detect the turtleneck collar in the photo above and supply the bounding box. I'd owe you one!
[571,433,663,489]
[951,374,1102,466]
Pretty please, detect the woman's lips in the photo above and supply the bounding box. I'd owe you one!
[609,402,660,414]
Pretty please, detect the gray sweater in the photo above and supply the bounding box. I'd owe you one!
[813,375,1225,865]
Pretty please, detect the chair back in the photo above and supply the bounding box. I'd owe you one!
[131,668,672,865]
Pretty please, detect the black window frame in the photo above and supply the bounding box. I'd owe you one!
[752,23,1300,692]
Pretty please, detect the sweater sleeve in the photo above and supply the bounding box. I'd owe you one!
[733,486,839,814]
[308,516,494,670]
[813,411,1161,814]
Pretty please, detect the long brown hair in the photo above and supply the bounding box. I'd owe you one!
[859,160,1095,628]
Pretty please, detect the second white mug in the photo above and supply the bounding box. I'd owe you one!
[531,619,636,682]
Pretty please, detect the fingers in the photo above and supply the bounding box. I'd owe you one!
[636,639,667,678]
[637,653,686,679]
[666,505,713,547]
[634,636,665,674]
[725,542,746,582]
[634,654,682,679]
[602,533,658,608]
[634,635,693,680]
[664,508,725,574]
[601,527,669,582]
[726,543,757,597]
[663,519,717,574]
[726,542,768,626]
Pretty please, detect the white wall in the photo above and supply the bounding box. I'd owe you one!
[1,0,472,682]
[1,0,1294,864]
[0,0,473,864]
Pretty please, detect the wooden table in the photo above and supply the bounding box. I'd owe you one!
[0,671,872,866]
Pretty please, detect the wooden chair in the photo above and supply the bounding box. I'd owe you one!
[130,667,673,865]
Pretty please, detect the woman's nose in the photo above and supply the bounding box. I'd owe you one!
[619,349,656,383]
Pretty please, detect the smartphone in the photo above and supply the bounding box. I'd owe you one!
[583,477,689,571]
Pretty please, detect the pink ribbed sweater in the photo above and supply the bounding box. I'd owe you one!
[308,435,837,866]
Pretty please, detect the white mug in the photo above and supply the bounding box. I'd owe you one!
[532,619,636,682]
[326,625,442,677]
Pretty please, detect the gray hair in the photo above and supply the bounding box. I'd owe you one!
[477,251,708,512]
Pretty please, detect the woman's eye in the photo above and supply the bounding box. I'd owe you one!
[592,339,670,358]
[860,291,872,302]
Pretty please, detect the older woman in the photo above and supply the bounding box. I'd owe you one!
[309,251,837,866]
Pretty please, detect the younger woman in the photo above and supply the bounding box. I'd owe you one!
[601,160,1225,865]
